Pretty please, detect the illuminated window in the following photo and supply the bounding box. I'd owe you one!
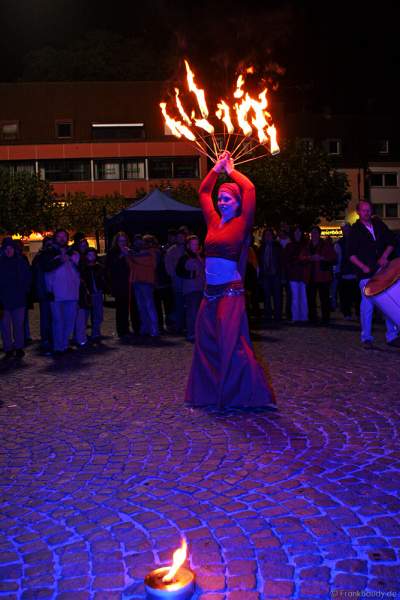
[122,159,145,179]
[94,161,120,180]
[1,122,19,141]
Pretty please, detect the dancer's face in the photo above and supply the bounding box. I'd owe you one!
[217,191,240,220]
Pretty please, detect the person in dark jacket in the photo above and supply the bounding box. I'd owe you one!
[32,236,54,353]
[0,237,32,359]
[106,231,139,338]
[78,247,106,342]
[258,228,283,322]
[176,235,205,342]
[348,200,399,347]
[301,226,337,324]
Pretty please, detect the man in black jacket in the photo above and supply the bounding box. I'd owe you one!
[348,200,399,348]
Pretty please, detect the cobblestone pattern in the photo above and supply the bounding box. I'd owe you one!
[0,309,400,599]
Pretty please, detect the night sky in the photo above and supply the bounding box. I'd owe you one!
[1,0,399,113]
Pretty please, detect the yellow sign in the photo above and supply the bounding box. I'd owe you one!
[320,226,342,239]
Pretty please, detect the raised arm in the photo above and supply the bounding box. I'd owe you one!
[228,169,255,226]
[198,168,219,225]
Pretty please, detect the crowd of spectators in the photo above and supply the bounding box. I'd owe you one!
[1,208,399,361]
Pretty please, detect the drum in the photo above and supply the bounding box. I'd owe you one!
[363,258,400,326]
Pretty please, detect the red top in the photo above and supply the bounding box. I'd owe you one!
[199,168,255,269]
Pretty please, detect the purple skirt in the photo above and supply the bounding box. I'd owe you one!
[185,281,275,408]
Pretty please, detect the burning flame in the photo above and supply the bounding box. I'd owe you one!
[162,539,187,584]
[160,60,280,160]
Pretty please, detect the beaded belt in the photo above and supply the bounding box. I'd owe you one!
[204,281,245,301]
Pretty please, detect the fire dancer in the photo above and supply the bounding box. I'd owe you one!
[185,151,275,408]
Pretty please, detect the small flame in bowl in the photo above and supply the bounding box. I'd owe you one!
[162,539,188,584]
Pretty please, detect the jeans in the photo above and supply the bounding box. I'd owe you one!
[359,278,398,343]
[74,307,88,345]
[289,281,308,321]
[1,307,25,352]
[134,282,159,336]
[50,300,78,351]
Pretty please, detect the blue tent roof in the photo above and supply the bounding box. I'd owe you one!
[125,188,201,212]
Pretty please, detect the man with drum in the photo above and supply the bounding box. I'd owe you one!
[348,199,400,349]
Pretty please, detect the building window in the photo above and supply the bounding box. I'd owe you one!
[370,172,397,187]
[39,159,90,181]
[377,139,389,154]
[173,157,199,178]
[301,138,314,152]
[149,158,173,179]
[385,204,398,218]
[0,161,36,175]
[91,123,145,140]
[1,121,19,141]
[326,139,342,155]
[148,157,199,179]
[94,161,120,180]
[122,159,145,179]
[373,203,384,217]
[56,121,73,139]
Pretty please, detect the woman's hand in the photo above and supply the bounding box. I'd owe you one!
[213,151,234,174]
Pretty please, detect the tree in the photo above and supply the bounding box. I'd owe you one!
[0,169,56,235]
[241,140,350,229]
[56,192,129,250]
[134,181,199,207]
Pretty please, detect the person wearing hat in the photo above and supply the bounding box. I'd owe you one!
[0,237,32,359]
[185,151,275,409]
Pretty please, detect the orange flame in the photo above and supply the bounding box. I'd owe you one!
[160,61,280,158]
[162,539,187,584]
[216,100,234,134]
[185,60,209,119]
[160,103,196,141]
[233,74,245,99]
[174,89,192,125]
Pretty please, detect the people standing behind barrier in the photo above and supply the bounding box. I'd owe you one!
[165,227,188,334]
[176,235,205,342]
[127,235,159,339]
[338,223,360,320]
[43,229,80,354]
[32,236,54,354]
[301,226,337,325]
[77,247,106,343]
[106,232,136,339]
[0,237,32,360]
[284,226,310,323]
[258,228,283,323]
[348,200,399,348]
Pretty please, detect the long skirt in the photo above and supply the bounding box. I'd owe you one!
[185,282,275,408]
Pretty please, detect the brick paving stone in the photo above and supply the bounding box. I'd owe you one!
[1,308,400,598]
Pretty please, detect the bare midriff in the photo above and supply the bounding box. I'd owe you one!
[205,257,241,285]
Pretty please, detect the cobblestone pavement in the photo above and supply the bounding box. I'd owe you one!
[1,307,400,600]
